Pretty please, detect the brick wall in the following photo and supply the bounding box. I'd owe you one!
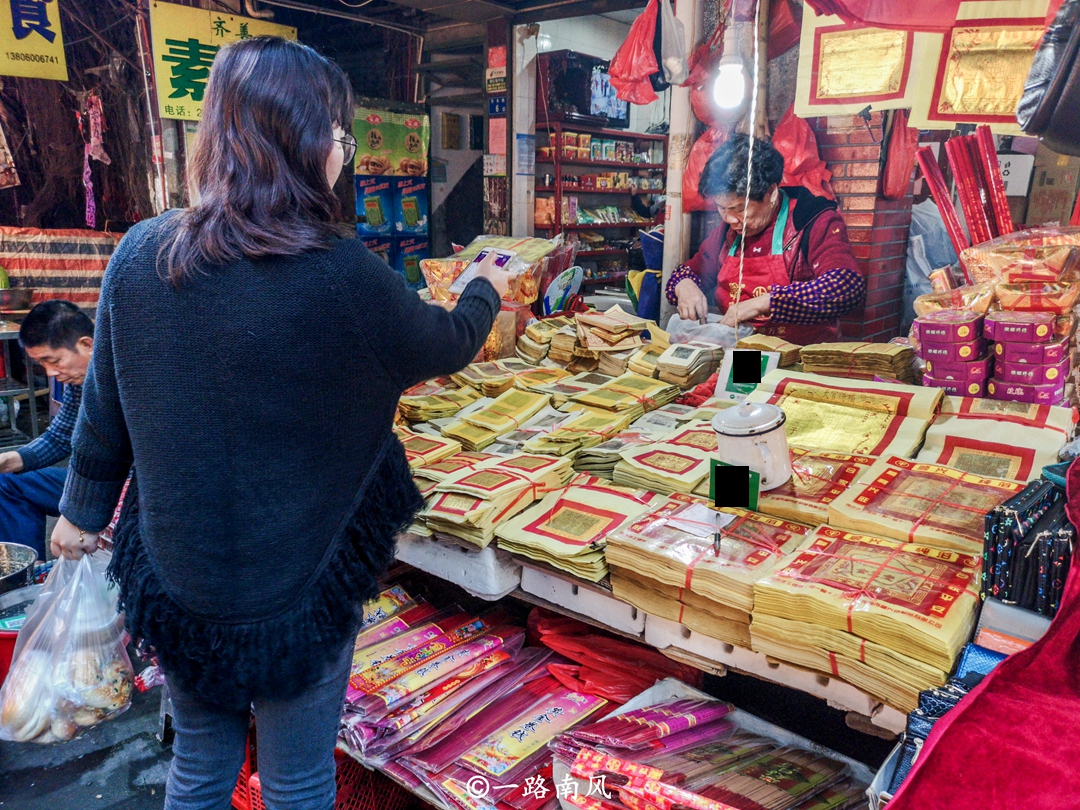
[809,113,914,342]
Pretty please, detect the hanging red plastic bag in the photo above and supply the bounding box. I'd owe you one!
[768,0,803,59]
[610,0,661,105]
[773,104,835,200]
[883,109,920,200]
[684,127,730,212]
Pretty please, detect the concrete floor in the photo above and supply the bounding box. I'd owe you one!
[0,665,171,810]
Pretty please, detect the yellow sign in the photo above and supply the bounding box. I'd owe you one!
[0,0,68,81]
[149,1,295,121]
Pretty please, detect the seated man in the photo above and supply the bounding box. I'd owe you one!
[0,300,92,559]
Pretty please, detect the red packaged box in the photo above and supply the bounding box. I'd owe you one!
[922,374,987,397]
[919,338,987,363]
[995,356,1071,386]
[994,337,1068,365]
[923,355,992,381]
[912,310,984,343]
[983,311,1055,343]
[988,376,1066,405]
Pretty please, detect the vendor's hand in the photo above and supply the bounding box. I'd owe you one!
[473,252,511,298]
[50,516,99,561]
[675,279,709,323]
[0,451,23,474]
[720,293,771,329]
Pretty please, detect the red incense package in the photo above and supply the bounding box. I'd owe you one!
[988,377,1066,405]
[995,357,1071,386]
[912,310,984,343]
[984,311,1055,343]
[923,374,987,398]
[923,355,993,381]
[919,337,987,362]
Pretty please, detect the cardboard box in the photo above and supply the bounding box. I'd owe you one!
[988,376,1066,405]
[997,153,1035,196]
[392,177,428,236]
[913,310,984,343]
[923,374,987,398]
[984,310,1055,343]
[996,356,1070,386]
[923,355,993,381]
[994,337,1068,365]
[1025,144,1080,226]
[355,175,394,236]
[919,337,987,362]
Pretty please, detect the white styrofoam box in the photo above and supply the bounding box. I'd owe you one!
[520,565,646,636]
[868,742,902,810]
[554,677,877,810]
[645,614,899,727]
[395,533,521,601]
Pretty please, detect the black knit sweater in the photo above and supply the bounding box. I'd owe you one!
[59,211,500,707]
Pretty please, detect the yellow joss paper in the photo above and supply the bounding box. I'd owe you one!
[514,366,572,392]
[460,389,550,434]
[828,455,1026,555]
[756,449,878,524]
[746,370,940,457]
[753,527,981,672]
[397,428,462,470]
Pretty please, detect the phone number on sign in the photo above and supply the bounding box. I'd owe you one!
[6,52,60,64]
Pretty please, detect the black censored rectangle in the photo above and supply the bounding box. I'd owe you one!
[714,465,751,509]
[732,350,763,385]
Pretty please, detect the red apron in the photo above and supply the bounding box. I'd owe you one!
[715,192,839,344]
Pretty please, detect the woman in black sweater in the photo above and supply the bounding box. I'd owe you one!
[51,37,505,810]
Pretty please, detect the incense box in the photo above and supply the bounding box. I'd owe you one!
[984,311,1055,343]
[988,377,1066,405]
[994,337,1068,365]
[923,374,986,398]
[913,310,984,343]
[995,357,1071,387]
[923,355,992,382]
[919,337,987,362]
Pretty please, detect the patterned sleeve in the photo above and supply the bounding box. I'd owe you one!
[768,267,866,325]
[16,384,81,471]
[665,263,701,306]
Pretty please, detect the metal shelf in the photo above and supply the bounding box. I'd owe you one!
[537,219,660,231]
[535,122,669,142]
[536,186,664,195]
[537,158,666,170]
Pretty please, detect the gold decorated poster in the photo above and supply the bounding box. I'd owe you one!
[149,2,296,121]
[933,25,1043,119]
[815,28,909,100]
[0,0,67,81]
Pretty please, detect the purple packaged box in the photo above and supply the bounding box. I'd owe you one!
[922,355,992,382]
[983,311,1055,343]
[995,356,1071,386]
[919,338,987,363]
[912,310,984,344]
[994,337,1068,365]
[922,374,987,398]
[988,377,1066,405]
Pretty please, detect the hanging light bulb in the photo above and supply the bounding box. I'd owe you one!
[713,60,748,109]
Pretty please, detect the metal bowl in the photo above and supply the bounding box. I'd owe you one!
[0,543,36,597]
[0,288,34,310]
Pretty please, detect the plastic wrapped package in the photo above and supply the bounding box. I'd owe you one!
[665,313,753,345]
[913,283,997,318]
[960,227,1080,285]
[995,281,1080,314]
[420,236,558,305]
[0,555,133,743]
[477,304,531,362]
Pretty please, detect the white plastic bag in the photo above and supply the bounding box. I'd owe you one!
[0,554,132,744]
[665,313,753,346]
[658,0,688,86]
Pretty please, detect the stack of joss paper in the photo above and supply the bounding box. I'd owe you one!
[756,449,878,524]
[512,365,572,394]
[399,386,481,423]
[572,431,656,478]
[752,527,982,711]
[423,454,574,548]
[576,306,648,354]
[915,395,1072,483]
[397,428,462,470]
[532,371,614,408]
[522,407,633,457]
[516,316,573,364]
[745,370,942,457]
[495,479,664,581]
[628,344,665,378]
[570,372,680,422]
[613,423,718,495]
[657,342,725,388]
[828,455,1026,555]
[598,348,635,377]
[606,495,813,647]
[441,389,550,451]
[799,342,917,384]
[737,334,803,367]
[410,451,497,533]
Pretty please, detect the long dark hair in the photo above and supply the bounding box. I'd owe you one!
[165,37,353,284]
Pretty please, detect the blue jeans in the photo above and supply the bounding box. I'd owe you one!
[165,641,353,810]
[0,467,67,559]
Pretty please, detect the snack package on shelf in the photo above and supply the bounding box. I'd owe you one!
[0,555,134,744]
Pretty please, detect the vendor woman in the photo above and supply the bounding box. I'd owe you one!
[667,134,864,344]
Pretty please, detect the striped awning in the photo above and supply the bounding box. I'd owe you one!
[0,226,121,308]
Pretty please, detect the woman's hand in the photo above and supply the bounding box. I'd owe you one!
[675,279,710,323]
[473,252,511,298]
[50,516,99,561]
[720,293,770,329]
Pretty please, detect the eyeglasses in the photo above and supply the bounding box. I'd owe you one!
[335,133,357,163]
